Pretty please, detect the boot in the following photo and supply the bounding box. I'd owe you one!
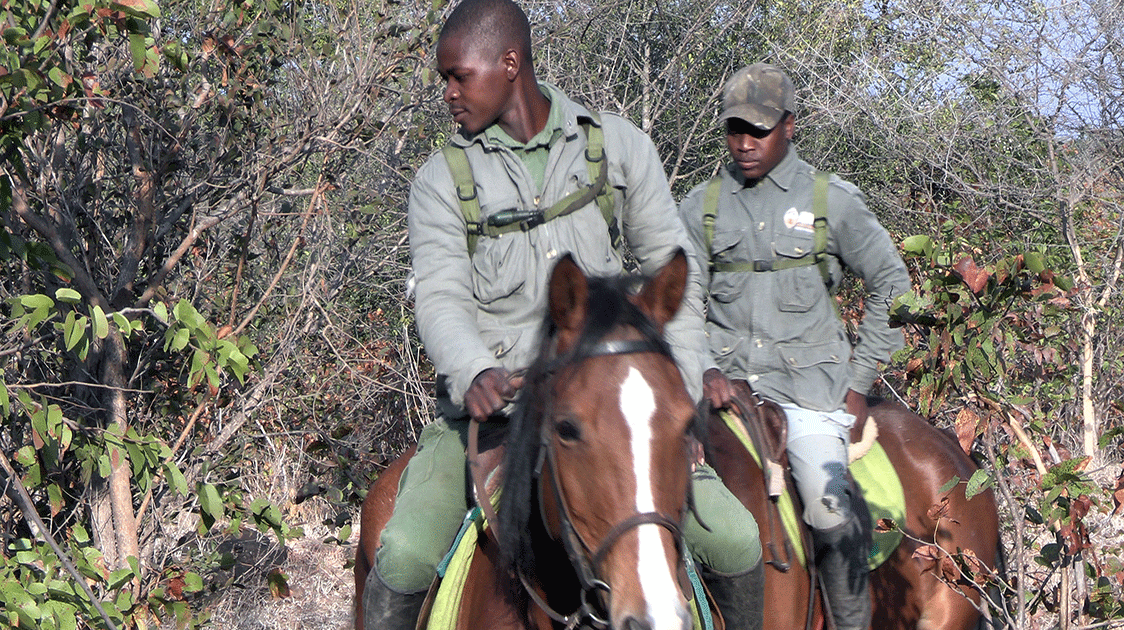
[812,513,872,630]
[702,559,765,630]
[362,566,426,630]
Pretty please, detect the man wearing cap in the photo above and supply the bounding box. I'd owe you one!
[678,63,911,630]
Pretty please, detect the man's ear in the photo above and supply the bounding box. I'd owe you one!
[503,48,519,81]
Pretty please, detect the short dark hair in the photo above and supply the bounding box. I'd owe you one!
[440,0,533,64]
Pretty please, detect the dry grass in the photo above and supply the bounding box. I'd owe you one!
[199,518,358,630]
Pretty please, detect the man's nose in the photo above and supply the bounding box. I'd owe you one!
[443,82,457,103]
[732,134,754,152]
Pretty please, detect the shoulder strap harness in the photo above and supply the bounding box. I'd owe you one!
[442,112,619,256]
[702,170,833,288]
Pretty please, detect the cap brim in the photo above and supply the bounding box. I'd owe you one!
[718,103,785,130]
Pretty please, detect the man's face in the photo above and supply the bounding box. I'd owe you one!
[436,31,514,135]
[726,114,793,182]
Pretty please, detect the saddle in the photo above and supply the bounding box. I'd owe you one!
[721,385,906,570]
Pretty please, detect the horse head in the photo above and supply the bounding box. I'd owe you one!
[499,250,696,630]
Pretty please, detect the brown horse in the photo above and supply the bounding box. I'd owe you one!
[707,380,998,630]
[356,251,708,630]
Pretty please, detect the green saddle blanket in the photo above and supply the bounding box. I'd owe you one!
[719,410,905,569]
[425,507,720,630]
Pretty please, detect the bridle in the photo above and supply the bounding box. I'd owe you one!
[470,337,691,629]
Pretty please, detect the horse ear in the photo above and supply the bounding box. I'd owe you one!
[636,248,687,328]
[548,253,589,336]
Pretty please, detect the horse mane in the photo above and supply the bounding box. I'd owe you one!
[496,271,673,581]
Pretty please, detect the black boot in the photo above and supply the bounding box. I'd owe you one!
[361,566,426,630]
[812,513,872,630]
[701,559,765,630]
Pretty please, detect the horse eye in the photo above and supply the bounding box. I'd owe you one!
[555,419,582,443]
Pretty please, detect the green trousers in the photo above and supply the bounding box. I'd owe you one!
[376,416,762,593]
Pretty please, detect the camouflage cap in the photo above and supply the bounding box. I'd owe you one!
[718,63,795,130]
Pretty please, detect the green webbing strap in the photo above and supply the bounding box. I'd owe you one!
[444,114,617,256]
[442,144,484,257]
[703,170,832,288]
[701,177,722,265]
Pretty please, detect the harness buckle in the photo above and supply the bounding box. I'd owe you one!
[753,259,773,272]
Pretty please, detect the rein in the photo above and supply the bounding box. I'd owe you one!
[468,336,687,629]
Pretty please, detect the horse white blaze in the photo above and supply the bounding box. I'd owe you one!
[619,367,685,628]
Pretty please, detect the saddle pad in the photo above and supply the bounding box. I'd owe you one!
[720,410,905,569]
[428,508,715,630]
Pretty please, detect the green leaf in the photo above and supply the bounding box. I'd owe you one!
[111,311,132,338]
[902,234,934,258]
[153,301,169,324]
[111,0,162,19]
[938,475,960,494]
[108,566,134,590]
[55,287,81,303]
[129,33,148,72]
[1024,251,1046,274]
[64,314,87,351]
[164,461,188,496]
[20,294,54,310]
[92,305,109,339]
[168,327,190,352]
[182,572,203,593]
[198,482,223,526]
[0,383,8,416]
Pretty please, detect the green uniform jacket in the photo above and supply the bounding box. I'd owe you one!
[409,84,708,416]
[678,150,911,412]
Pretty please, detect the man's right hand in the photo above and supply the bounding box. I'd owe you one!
[464,367,522,421]
[703,367,734,410]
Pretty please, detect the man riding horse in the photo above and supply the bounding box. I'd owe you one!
[679,63,913,630]
[363,1,766,628]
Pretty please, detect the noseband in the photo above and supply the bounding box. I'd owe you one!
[530,337,689,629]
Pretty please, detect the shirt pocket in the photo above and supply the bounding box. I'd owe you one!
[471,211,528,304]
[774,231,824,313]
[776,337,850,410]
[708,228,748,303]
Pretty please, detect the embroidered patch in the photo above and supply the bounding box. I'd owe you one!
[783,207,815,233]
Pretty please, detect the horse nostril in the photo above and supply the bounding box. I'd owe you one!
[622,617,652,630]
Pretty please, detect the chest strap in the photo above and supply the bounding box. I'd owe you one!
[443,113,618,256]
[702,170,832,288]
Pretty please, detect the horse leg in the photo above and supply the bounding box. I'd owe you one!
[354,445,416,630]
[869,401,999,630]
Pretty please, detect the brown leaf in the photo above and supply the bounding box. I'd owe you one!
[953,256,990,294]
[912,545,941,574]
[927,496,951,521]
[954,407,980,455]
[874,518,897,533]
[267,568,291,599]
[939,555,959,583]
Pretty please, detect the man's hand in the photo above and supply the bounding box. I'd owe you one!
[845,388,869,443]
[703,368,735,410]
[465,367,522,421]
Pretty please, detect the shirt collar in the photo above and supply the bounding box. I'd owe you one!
[482,85,564,150]
[727,147,800,191]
